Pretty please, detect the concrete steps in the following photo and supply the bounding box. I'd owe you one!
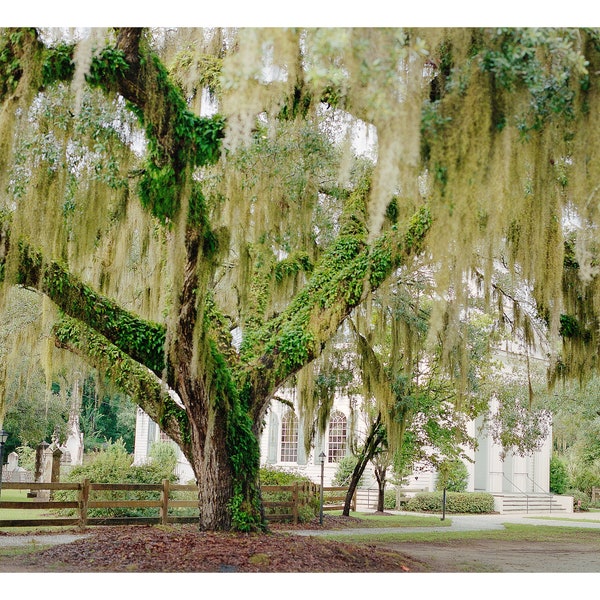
[494,493,567,514]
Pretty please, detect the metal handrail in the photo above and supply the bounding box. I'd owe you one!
[525,474,554,513]
[501,473,529,512]
[501,473,555,514]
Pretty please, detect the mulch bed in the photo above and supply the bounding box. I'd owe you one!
[1,515,423,573]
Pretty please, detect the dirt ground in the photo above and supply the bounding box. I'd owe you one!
[1,514,599,573]
[0,520,419,573]
[376,539,600,572]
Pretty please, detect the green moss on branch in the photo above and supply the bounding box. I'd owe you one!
[53,315,190,450]
[17,241,166,374]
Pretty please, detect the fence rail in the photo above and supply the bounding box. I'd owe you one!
[0,480,355,529]
[321,486,357,512]
[0,480,199,529]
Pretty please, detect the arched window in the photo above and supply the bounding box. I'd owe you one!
[328,411,347,463]
[280,410,298,462]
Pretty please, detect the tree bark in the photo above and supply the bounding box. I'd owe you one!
[374,464,387,512]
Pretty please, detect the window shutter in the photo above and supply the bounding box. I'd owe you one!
[297,417,307,465]
[267,412,279,464]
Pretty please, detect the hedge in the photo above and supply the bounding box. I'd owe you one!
[405,491,495,514]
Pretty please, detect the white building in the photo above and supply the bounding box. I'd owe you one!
[133,383,568,513]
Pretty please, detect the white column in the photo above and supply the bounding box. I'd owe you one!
[488,436,505,493]
[534,429,552,493]
[512,452,528,492]
[464,420,476,492]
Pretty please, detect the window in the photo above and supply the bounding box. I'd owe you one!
[280,411,298,462]
[328,411,347,463]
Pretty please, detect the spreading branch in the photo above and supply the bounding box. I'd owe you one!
[53,315,191,458]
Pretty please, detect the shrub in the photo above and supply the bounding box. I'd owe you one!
[259,466,318,523]
[405,491,495,514]
[549,455,568,494]
[569,464,600,497]
[384,488,396,510]
[69,438,133,482]
[56,439,178,518]
[566,488,590,511]
[259,465,312,486]
[148,440,177,474]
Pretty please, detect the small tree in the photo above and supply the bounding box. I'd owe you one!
[372,448,393,512]
[435,459,469,492]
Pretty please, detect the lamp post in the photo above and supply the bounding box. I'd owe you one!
[0,429,8,498]
[319,451,326,525]
[441,487,447,521]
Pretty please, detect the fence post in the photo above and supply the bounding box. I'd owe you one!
[78,478,90,531]
[292,482,299,524]
[160,479,170,525]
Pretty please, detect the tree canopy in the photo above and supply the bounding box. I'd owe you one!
[0,27,599,530]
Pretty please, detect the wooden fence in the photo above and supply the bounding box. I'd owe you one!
[592,487,600,503]
[0,480,355,529]
[322,486,357,512]
[0,480,199,529]
[262,481,318,523]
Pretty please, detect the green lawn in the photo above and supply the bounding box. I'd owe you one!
[0,488,55,525]
[327,510,452,528]
[322,523,600,544]
[527,515,600,524]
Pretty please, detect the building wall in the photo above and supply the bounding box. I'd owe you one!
[133,407,195,482]
[259,389,362,487]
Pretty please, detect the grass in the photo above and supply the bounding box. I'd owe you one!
[322,523,600,545]
[0,488,70,533]
[0,489,50,519]
[527,515,600,524]
[0,542,53,558]
[328,510,452,528]
[0,489,36,501]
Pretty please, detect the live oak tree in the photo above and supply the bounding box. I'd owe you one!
[0,27,599,530]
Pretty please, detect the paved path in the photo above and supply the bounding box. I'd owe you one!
[0,533,90,548]
[292,510,600,536]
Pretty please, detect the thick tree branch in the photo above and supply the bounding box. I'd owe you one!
[53,315,192,460]
[243,206,432,420]
[16,241,166,375]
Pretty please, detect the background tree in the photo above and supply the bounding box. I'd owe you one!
[435,459,469,493]
[0,27,599,531]
[546,376,600,497]
[80,375,136,452]
[336,272,493,516]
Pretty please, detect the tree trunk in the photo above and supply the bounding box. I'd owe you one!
[375,465,387,512]
[342,456,367,517]
[179,369,263,531]
[342,415,385,516]
[189,411,235,530]
[170,227,264,531]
